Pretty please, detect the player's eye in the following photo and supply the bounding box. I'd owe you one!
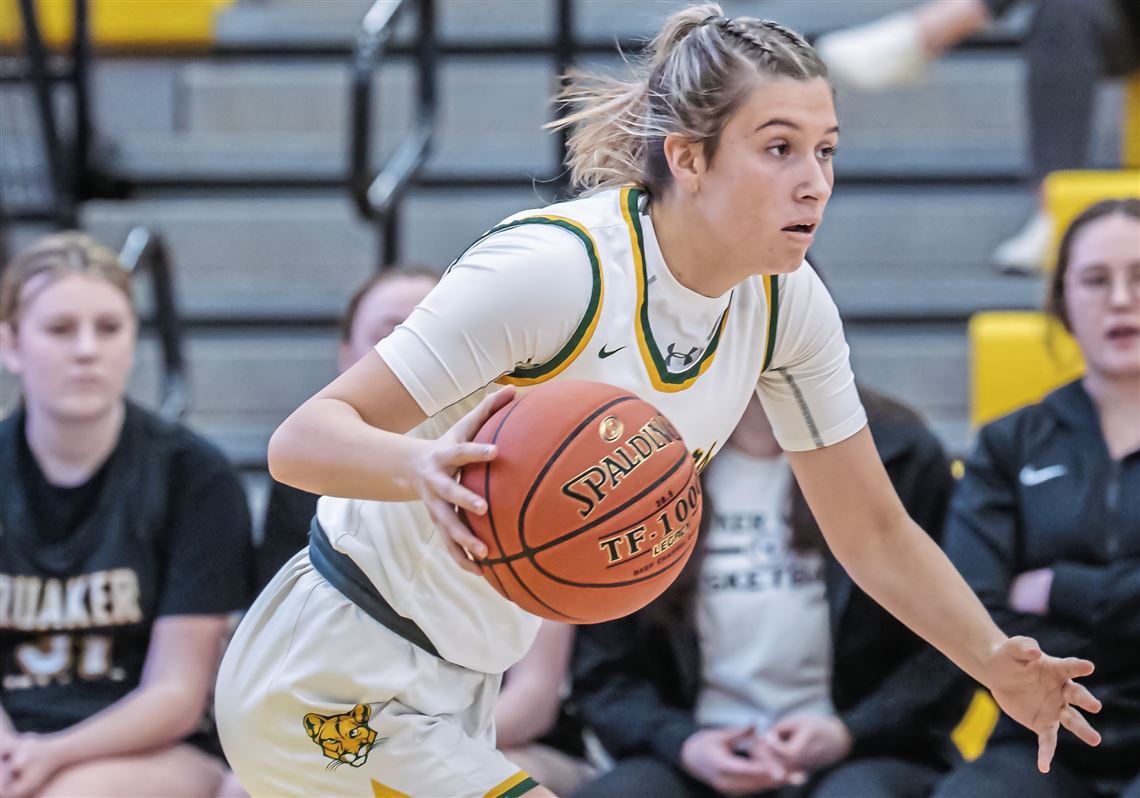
[766,143,790,157]
[817,145,838,161]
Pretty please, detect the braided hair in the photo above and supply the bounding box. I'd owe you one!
[549,3,830,195]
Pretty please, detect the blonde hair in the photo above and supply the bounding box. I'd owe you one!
[0,231,132,327]
[548,3,828,195]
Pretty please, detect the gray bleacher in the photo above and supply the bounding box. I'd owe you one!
[1,0,1127,473]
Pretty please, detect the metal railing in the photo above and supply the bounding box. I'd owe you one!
[119,228,188,421]
[349,0,436,266]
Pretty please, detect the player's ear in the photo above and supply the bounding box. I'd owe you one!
[352,704,371,724]
[662,133,705,194]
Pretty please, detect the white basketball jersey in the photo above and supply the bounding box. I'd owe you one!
[318,186,866,674]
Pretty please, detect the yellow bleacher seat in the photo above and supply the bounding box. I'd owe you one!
[0,0,232,48]
[1044,169,1140,270]
[970,311,1084,428]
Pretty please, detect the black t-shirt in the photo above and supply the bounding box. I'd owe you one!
[0,402,253,735]
[256,479,319,594]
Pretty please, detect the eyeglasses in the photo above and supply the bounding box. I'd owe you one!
[1066,269,1140,300]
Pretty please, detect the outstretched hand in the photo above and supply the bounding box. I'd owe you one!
[985,636,1101,773]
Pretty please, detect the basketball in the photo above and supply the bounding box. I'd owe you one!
[459,381,702,623]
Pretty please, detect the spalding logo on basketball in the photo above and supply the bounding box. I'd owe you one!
[459,381,702,624]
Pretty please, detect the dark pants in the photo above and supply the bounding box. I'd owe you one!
[1023,0,1140,180]
[811,756,944,798]
[932,741,1140,798]
[572,755,943,798]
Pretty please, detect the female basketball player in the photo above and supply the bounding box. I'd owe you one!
[216,6,1102,797]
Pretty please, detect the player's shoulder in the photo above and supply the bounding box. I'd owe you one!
[497,187,626,232]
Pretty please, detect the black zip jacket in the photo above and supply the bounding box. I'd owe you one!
[943,380,1140,775]
[572,392,969,771]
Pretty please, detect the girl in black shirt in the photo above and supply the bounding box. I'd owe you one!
[0,232,252,797]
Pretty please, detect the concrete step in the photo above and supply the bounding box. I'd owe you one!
[81,183,1047,322]
[0,316,971,469]
[134,320,974,466]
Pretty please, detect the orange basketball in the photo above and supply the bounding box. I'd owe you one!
[459,381,702,623]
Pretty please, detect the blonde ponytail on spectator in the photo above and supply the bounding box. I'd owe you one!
[548,2,829,196]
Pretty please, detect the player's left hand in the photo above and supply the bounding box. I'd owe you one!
[765,714,851,772]
[1,731,67,798]
[984,636,1101,774]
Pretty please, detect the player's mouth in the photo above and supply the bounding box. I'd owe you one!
[781,221,817,241]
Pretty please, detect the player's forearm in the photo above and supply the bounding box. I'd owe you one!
[268,396,425,502]
[834,514,1007,686]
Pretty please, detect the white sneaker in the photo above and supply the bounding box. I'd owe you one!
[992,211,1053,275]
[815,13,927,92]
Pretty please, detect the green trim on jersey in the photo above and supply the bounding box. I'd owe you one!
[449,215,605,387]
[622,187,731,392]
[761,274,779,372]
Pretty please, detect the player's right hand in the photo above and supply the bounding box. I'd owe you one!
[411,386,516,574]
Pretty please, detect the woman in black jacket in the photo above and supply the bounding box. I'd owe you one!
[932,199,1140,798]
[571,388,969,798]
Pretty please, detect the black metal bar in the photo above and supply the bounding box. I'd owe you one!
[0,30,1025,62]
[553,0,574,195]
[16,0,74,228]
[71,0,93,201]
[351,0,437,223]
[120,228,188,420]
[89,168,1026,194]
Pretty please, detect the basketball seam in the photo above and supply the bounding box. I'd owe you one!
[526,471,700,589]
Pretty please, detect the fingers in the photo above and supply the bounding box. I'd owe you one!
[1059,706,1101,748]
[424,495,487,566]
[426,467,487,516]
[1036,722,1058,774]
[439,442,498,469]
[451,386,517,443]
[1058,656,1095,679]
[1064,681,1102,714]
[1007,636,1042,662]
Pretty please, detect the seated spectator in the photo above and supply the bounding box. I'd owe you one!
[571,387,969,798]
[932,201,1140,798]
[255,266,438,591]
[496,621,593,796]
[0,232,252,797]
[816,0,1140,273]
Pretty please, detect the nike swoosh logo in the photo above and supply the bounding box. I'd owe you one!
[1019,464,1067,487]
[598,344,626,359]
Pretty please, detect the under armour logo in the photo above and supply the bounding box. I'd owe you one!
[665,343,700,367]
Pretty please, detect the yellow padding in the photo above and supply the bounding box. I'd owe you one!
[1044,170,1140,269]
[1124,75,1140,169]
[970,311,1084,427]
[0,0,232,47]
[952,689,1001,762]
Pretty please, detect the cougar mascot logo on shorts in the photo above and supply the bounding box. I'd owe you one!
[303,704,380,769]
